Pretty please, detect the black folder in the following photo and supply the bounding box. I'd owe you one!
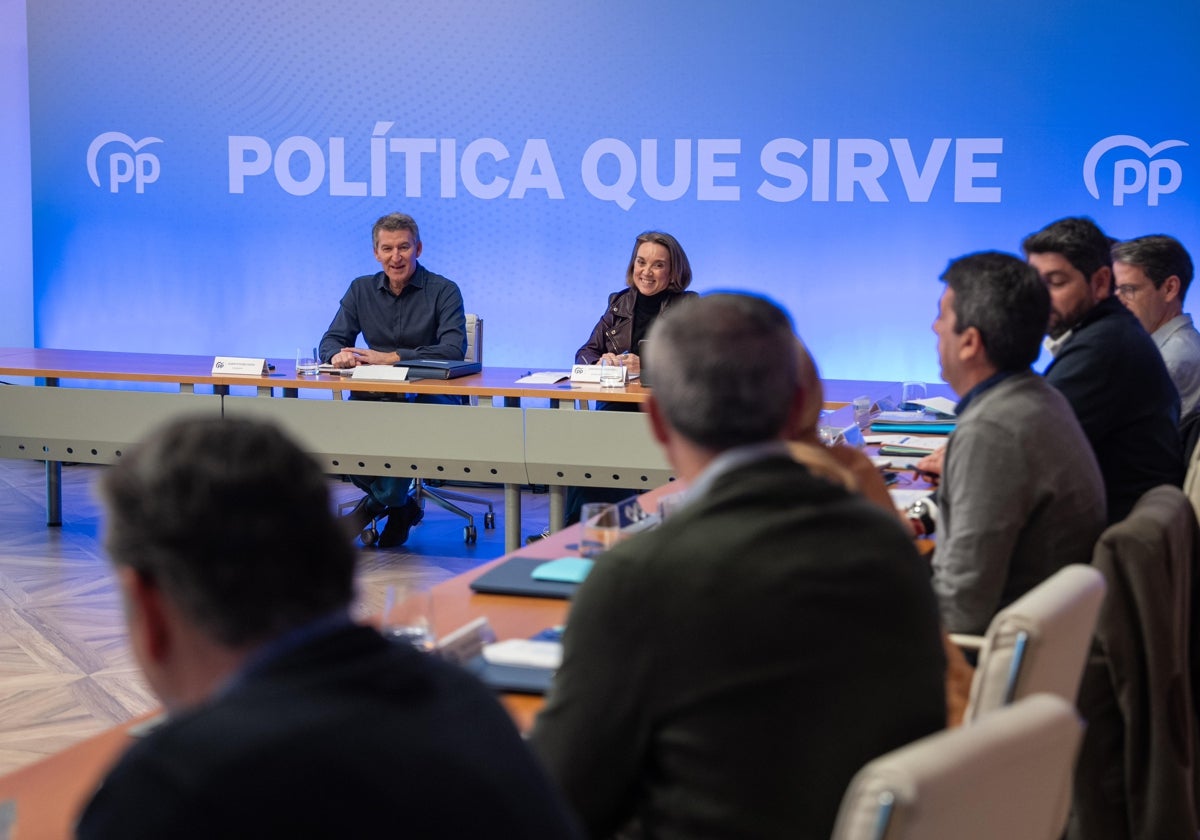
[469,556,580,600]
[396,359,482,380]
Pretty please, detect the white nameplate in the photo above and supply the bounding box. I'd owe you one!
[570,363,627,384]
[435,617,497,666]
[211,356,269,376]
[351,364,410,382]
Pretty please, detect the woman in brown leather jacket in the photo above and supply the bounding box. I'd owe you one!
[574,230,696,376]
[561,231,696,526]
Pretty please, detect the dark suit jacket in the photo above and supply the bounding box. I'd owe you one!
[531,455,947,840]
[1045,296,1182,522]
[78,624,579,839]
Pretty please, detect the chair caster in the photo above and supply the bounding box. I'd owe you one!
[484,512,496,530]
[464,525,477,544]
[360,524,379,547]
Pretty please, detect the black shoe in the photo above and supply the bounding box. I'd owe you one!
[378,498,424,548]
[525,526,552,545]
[341,496,379,539]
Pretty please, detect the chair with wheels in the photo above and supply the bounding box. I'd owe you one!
[412,313,495,544]
[342,314,496,546]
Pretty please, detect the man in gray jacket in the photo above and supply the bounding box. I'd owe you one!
[931,251,1106,634]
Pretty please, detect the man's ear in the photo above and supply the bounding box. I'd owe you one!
[118,566,172,664]
[1091,265,1114,300]
[959,325,985,364]
[645,394,671,446]
[1163,274,1182,303]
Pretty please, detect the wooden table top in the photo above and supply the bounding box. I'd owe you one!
[0,346,950,408]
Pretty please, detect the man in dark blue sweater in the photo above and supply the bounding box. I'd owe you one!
[1023,216,1182,522]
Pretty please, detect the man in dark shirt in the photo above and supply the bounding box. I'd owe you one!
[78,416,578,839]
[319,212,466,546]
[1023,216,1182,522]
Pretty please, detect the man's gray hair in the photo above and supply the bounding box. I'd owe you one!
[645,292,799,451]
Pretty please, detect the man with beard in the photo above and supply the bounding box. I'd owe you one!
[1023,216,1182,522]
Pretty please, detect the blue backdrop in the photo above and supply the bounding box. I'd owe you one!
[25,0,1200,381]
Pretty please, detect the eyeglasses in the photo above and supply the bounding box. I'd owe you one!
[1114,284,1149,299]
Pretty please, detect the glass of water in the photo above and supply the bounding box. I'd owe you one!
[580,502,621,558]
[296,347,320,375]
[598,358,626,388]
[380,584,436,652]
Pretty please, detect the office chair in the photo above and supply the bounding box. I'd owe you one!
[831,694,1083,840]
[352,314,496,546]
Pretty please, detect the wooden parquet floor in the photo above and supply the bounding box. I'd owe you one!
[0,458,547,777]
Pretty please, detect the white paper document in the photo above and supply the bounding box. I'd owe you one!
[516,371,571,384]
[910,396,958,416]
[350,365,410,382]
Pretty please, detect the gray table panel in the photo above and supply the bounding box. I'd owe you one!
[222,396,529,484]
[524,407,673,489]
[0,386,222,464]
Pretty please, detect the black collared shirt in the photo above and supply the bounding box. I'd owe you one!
[318,263,466,362]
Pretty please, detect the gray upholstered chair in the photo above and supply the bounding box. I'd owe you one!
[411,314,496,543]
[830,694,1083,840]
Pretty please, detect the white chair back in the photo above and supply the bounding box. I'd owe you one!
[831,694,1083,840]
[963,564,1106,722]
[465,313,482,364]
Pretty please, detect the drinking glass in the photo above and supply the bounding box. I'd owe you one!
[598,358,626,388]
[580,502,621,558]
[852,395,873,430]
[900,381,927,411]
[380,584,436,652]
[296,347,320,375]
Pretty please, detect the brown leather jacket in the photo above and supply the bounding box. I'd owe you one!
[575,288,697,364]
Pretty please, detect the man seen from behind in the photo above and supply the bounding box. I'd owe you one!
[531,293,946,839]
[78,416,578,839]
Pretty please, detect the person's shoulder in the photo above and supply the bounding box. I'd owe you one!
[414,264,459,290]
[1162,316,1200,352]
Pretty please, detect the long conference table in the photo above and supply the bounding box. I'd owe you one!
[0,348,878,551]
[0,490,659,839]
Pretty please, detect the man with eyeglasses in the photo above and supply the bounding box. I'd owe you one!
[1023,217,1182,522]
[1112,235,1200,415]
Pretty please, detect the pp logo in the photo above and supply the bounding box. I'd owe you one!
[1083,135,1187,206]
[86,132,163,193]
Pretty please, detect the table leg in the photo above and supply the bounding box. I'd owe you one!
[549,485,566,532]
[46,460,62,527]
[504,483,522,552]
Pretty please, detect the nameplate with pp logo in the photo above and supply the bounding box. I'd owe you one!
[211,356,269,376]
[570,364,626,384]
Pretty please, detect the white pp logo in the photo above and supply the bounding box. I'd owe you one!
[87,132,163,193]
[1083,135,1187,206]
